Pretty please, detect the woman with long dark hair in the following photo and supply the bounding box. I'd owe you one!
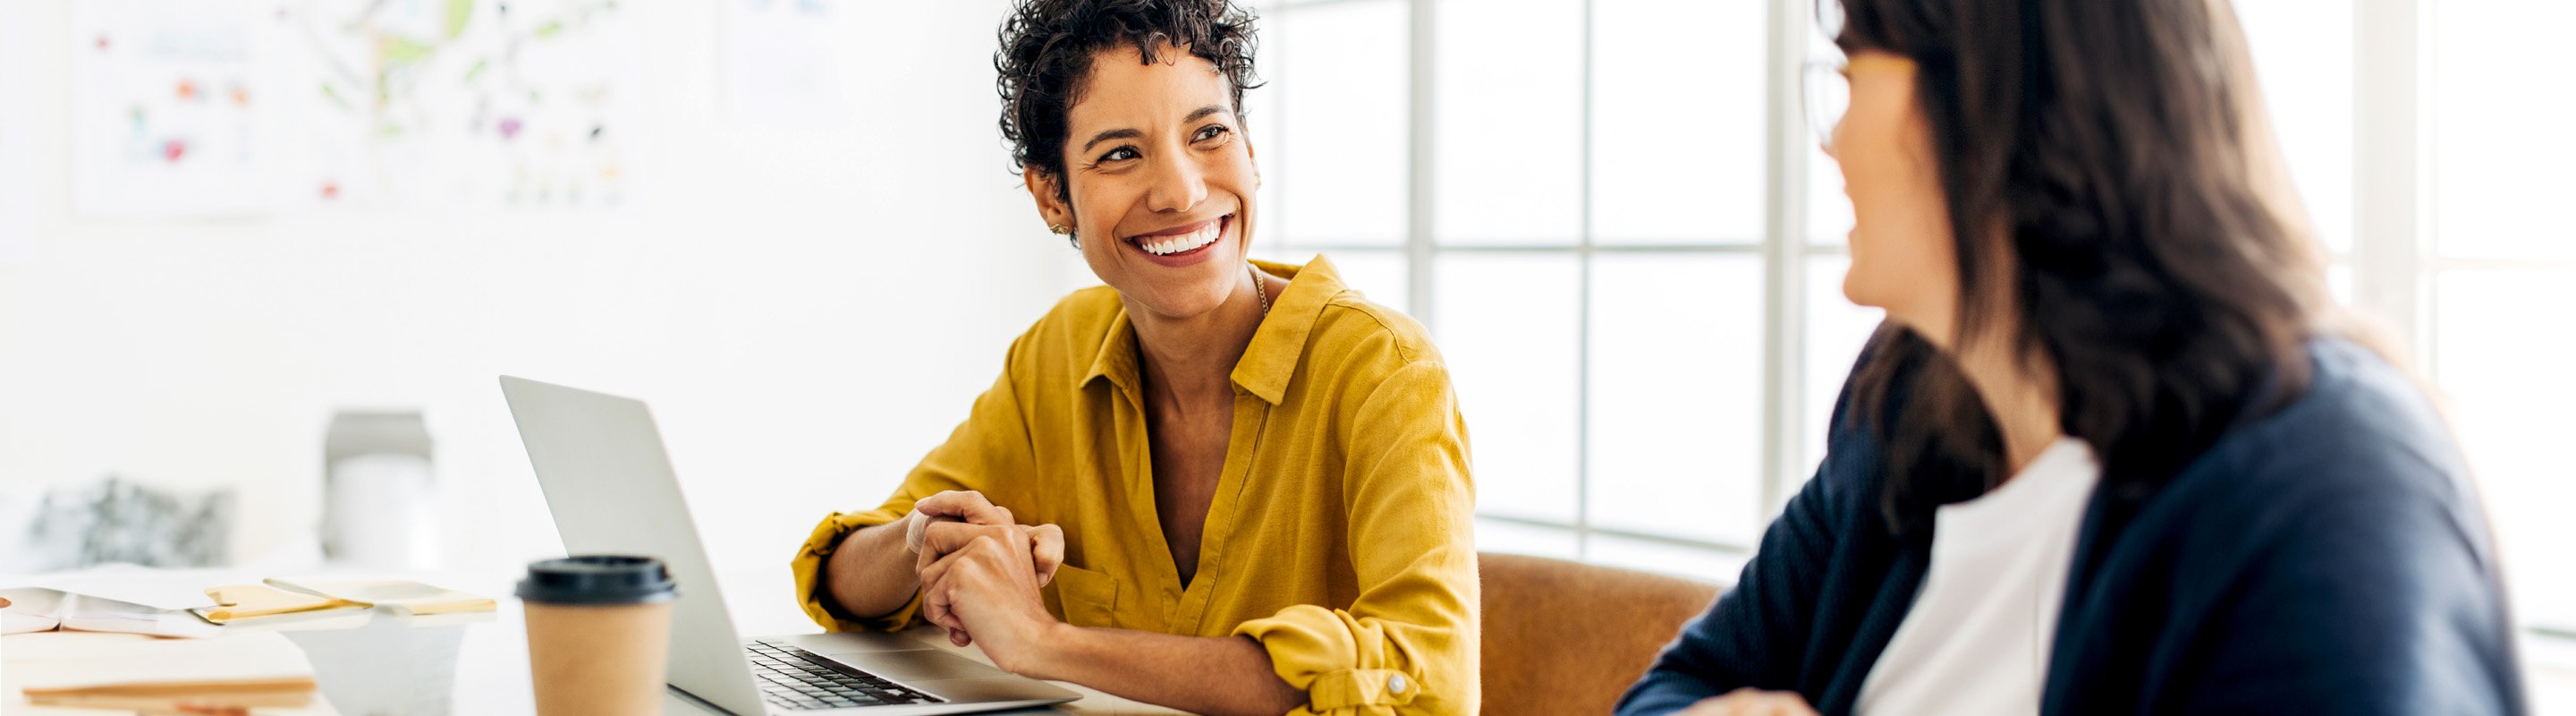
[1616,0,2526,713]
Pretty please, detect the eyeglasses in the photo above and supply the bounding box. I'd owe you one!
[1801,54,1917,152]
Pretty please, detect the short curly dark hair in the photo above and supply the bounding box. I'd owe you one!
[996,0,1262,202]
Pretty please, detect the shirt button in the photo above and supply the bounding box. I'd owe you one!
[1386,674,1406,693]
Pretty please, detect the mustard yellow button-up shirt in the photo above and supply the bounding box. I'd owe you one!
[791,256,1479,716]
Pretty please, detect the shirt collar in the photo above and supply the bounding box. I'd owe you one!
[1080,307,1140,396]
[1077,255,1348,405]
[1232,255,1342,405]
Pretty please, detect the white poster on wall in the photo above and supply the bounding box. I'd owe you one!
[72,0,646,215]
[72,0,293,217]
[290,0,645,209]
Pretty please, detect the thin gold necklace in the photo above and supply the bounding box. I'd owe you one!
[1249,263,1269,315]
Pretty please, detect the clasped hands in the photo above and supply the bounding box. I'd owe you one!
[900,490,1067,673]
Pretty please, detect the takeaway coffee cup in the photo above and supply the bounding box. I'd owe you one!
[518,555,679,716]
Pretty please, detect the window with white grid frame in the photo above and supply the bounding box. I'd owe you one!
[1236,0,2575,642]
[1250,0,1834,576]
[2421,0,2576,638]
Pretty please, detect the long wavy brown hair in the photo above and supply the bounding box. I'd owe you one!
[1831,0,2335,537]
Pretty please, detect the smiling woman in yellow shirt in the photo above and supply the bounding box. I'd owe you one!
[786,2,1476,715]
[796,258,1475,715]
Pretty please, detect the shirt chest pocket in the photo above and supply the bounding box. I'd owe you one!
[1047,564,1120,629]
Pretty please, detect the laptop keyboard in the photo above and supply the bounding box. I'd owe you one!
[745,640,944,711]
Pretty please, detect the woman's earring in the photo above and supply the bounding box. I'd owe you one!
[1049,223,1077,249]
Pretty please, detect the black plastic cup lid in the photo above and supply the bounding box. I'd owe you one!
[517,555,678,605]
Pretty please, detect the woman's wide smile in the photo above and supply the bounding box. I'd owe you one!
[1120,213,1235,267]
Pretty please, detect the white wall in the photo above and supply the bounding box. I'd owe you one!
[0,0,1081,635]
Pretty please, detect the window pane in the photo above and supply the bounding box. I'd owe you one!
[1272,1,1409,246]
[1248,4,1287,245]
[2328,262,2353,308]
[1587,254,1765,545]
[1436,253,1580,522]
[1316,249,1410,311]
[2434,269,2576,629]
[2235,0,2355,254]
[1807,143,1852,246]
[1474,517,1579,560]
[1249,246,1407,309]
[1804,4,2361,255]
[1433,0,1581,245]
[1802,256,1883,478]
[1588,533,1746,585]
[1806,15,1852,247]
[1589,0,1766,244]
[2432,0,2576,260]
[1249,243,1301,267]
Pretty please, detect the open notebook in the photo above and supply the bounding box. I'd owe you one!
[0,587,225,638]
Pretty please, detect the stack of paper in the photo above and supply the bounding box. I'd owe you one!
[21,676,317,712]
[3,631,324,715]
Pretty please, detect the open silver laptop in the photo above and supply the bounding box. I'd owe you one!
[500,376,1082,715]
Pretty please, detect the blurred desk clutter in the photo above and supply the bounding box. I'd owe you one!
[4,616,496,716]
[4,567,1173,715]
[322,411,438,572]
[4,567,512,715]
[1,567,494,637]
[15,477,234,573]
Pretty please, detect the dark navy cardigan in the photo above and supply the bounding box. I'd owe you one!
[1616,338,2527,715]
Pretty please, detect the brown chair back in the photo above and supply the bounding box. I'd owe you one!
[1478,551,1722,716]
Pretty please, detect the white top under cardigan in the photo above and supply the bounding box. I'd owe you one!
[1857,438,2102,715]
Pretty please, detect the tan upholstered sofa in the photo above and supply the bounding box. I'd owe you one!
[1478,551,1724,716]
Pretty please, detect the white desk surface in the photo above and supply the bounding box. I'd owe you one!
[1,571,1182,715]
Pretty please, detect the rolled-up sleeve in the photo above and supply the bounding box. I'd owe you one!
[1233,360,1479,716]
[792,350,1038,633]
[792,508,917,632]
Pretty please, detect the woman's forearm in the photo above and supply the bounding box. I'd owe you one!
[823,515,922,621]
[1023,624,1305,716]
